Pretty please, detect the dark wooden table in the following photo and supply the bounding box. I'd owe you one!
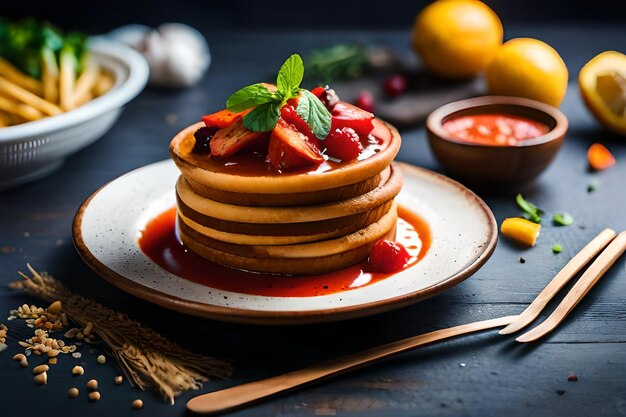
[1,27,626,417]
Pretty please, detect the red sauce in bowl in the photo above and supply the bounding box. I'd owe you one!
[442,113,550,146]
[138,206,431,298]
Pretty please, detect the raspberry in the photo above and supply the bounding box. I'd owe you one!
[324,127,363,161]
[355,91,375,112]
[383,74,408,97]
[368,240,411,273]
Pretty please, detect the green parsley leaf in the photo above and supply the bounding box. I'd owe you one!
[243,102,281,132]
[553,212,574,226]
[276,54,304,99]
[552,244,563,254]
[516,194,543,223]
[226,83,276,113]
[297,89,332,139]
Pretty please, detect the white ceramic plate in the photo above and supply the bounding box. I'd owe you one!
[0,37,149,190]
[73,160,497,325]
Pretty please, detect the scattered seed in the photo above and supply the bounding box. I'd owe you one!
[519,257,526,264]
[33,364,49,374]
[97,355,106,365]
[114,375,123,385]
[34,372,48,385]
[13,353,26,362]
[48,358,58,365]
[64,328,79,338]
[48,349,60,357]
[83,322,94,336]
[86,379,98,391]
[72,352,82,359]
[132,399,143,410]
[568,373,578,382]
[552,244,563,254]
[88,391,101,402]
[72,365,84,376]
[68,387,79,398]
[47,300,63,315]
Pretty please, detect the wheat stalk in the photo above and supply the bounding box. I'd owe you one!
[9,264,232,404]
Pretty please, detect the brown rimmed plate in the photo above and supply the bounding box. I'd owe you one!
[72,160,497,325]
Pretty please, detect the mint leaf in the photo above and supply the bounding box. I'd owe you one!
[297,89,331,139]
[226,83,276,112]
[516,194,543,223]
[553,212,574,226]
[243,102,281,132]
[277,54,304,99]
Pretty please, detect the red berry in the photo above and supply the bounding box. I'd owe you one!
[311,85,339,111]
[323,127,363,161]
[383,74,408,97]
[355,91,375,112]
[368,240,410,272]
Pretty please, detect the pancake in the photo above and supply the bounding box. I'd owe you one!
[178,204,398,275]
[184,168,387,207]
[175,163,402,224]
[170,119,401,194]
[177,199,394,244]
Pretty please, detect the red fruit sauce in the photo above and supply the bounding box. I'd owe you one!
[138,206,431,298]
[442,113,549,146]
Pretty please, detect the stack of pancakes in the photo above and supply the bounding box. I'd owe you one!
[170,119,402,275]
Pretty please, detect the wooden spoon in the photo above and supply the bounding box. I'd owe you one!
[186,315,518,415]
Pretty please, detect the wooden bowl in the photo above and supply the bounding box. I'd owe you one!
[426,96,568,189]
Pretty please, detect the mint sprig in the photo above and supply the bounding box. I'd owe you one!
[225,54,331,139]
[226,83,277,112]
[297,89,331,139]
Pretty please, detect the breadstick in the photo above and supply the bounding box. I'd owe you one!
[93,70,114,97]
[59,52,76,111]
[0,95,45,121]
[41,49,59,104]
[0,57,43,95]
[0,76,62,116]
[72,59,99,107]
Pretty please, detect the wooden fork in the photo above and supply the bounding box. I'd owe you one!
[187,228,626,415]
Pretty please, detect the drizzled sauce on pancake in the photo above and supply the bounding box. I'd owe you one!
[138,206,431,297]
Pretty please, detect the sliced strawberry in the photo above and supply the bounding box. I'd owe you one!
[202,109,251,129]
[323,127,363,161]
[267,118,324,171]
[280,104,318,142]
[210,118,266,158]
[331,102,375,136]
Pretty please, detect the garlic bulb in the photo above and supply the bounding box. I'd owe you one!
[108,23,210,88]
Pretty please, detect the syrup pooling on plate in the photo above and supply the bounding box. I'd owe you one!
[138,206,431,297]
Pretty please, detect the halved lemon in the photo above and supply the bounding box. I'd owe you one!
[579,51,626,135]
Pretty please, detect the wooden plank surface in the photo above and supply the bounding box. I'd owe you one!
[1,27,626,417]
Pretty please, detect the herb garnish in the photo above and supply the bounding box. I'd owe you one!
[553,212,574,226]
[516,194,544,224]
[226,54,331,139]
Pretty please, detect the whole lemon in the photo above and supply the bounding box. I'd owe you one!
[486,38,568,107]
[412,0,503,79]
